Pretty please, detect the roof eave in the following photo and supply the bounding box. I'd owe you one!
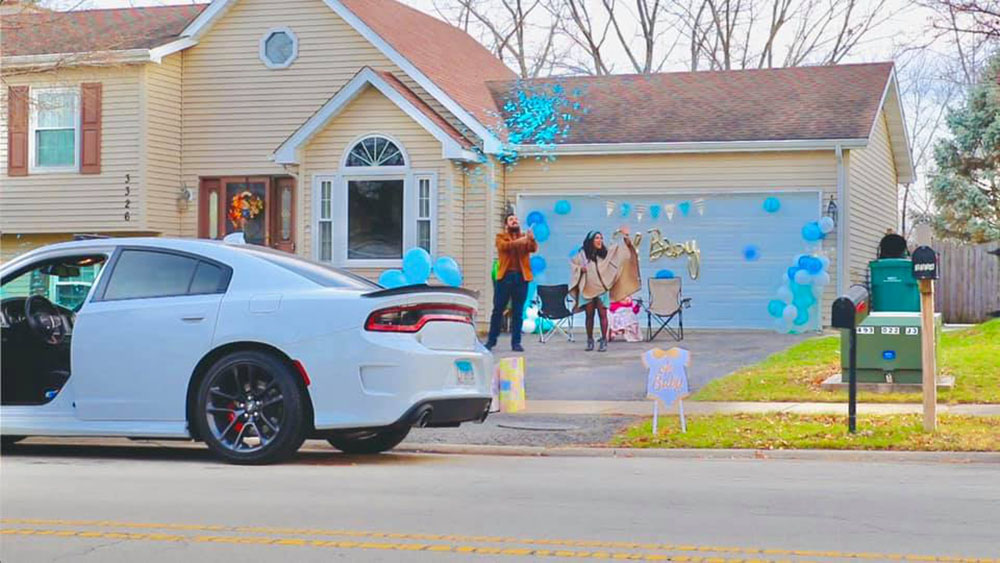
[514,138,870,156]
[875,69,916,184]
[1,49,155,70]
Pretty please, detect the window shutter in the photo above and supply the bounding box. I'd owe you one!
[80,82,102,174]
[7,86,29,177]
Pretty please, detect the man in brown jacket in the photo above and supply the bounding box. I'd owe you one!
[485,213,538,352]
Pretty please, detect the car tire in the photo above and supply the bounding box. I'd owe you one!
[327,427,410,454]
[1,435,26,449]
[193,350,307,465]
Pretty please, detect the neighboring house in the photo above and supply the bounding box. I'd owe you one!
[0,0,912,329]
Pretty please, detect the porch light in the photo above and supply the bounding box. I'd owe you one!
[826,195,838,226]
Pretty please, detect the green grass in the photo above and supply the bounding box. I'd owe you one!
[691,319,1000,404]
[613,413,1000,451]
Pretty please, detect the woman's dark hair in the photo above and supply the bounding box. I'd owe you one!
[583,231,608,262]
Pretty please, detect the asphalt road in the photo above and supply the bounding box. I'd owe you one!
[2,441,998,562]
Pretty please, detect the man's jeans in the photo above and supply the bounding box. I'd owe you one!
[486,271,528,347]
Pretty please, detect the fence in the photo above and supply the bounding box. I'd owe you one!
[934,241,1000,323]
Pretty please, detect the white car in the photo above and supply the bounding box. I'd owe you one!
[0,237,493,464]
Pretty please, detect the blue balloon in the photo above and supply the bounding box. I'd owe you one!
[533,222,551,242]
[805,257,823,274]
[678,201,692,216]
[655,269,675,279]
[650,204,662,219]
[802,222,824,242]
[433,256,463,287]
[526,210,546,227]
[793,307,811,326]
[763,197,781,213]
[767,299,786,318]
[529,255,547,275]
[402,247,432,284]
[378,269,407,289]
[787,266,800,281]
[792,283,816,308]
[554,200,571,215]
[743,245,761,261]
[620,202,632,218]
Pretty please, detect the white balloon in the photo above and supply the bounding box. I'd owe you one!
[782,304,799,322]
[815,271,831,286]
[811,284,825,298]
[522,319,536,333]
[819,216,835,234]
[777,286,794,303]
[794,269,812,285]
[819,255,831,271]
[526,307,539,319]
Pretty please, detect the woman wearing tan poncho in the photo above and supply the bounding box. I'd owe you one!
[569,227,641,352]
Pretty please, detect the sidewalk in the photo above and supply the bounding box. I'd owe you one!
[523,399,1000,416]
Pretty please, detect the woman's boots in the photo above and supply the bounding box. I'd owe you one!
[598,338,607,352]
[586,338,595,351]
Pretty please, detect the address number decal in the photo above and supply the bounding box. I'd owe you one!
[857,327,875,335]
[881,327,900,335]
[905,327,919,336]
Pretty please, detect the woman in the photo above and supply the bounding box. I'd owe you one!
[569,227,641,352]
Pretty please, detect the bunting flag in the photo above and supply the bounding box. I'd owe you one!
[635,204,646,222]
[606,200,616,217]
[664,203,676,221]
[694,198,706,216]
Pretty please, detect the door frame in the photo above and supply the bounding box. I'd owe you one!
[198,176,296,251]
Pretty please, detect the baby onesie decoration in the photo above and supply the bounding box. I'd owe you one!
[642,347,691,434]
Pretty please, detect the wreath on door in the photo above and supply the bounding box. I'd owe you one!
[228,190,264,230]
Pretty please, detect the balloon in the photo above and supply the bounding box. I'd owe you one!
[526,211,546,227]
[814,271,831,286]
[655,269,675,279]
[819,255,831,271]
[522,318,536,333]
[433,256,463,287]
[525,306,539,320]
[787,266,800,281]
[794,269,812,285]
[650,204,661,219]
[767,299,786,318]
[378,269,407,288]
[801,222,824,242]
[763,197,781,213]
[793,307,811,326]
[529,255,547,275]
[811,284,825,298]
[554,200,571,215]
[743,245,761,261]
[533,271,548,285]
[805,256,824,274]
[678,201,692,216]
[533,222,551,242]
[402,247,432,284]
[620,202,632,218]
[818,216,835,234]
[776,285,793,303]
[792,283,816,308]
[781,304,799,322]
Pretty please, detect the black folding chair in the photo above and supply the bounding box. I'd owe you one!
[536,284,575,343]
[643,277,692,341]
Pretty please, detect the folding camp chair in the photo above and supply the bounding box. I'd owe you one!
[536,284,575,343]
[643,278,692,342]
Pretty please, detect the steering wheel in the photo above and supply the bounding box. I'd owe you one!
[24,295,66,346]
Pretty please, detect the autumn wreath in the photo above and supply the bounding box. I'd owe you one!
[228,190,264,230]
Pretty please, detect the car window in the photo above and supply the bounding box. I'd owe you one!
[103,250,199,301]
[233,246,378,290]
[0,256,106,311]
[189,261,226,295]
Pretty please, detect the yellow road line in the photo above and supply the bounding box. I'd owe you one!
[1,519,994,563]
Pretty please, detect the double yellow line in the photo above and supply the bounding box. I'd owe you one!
[1,518,995,562]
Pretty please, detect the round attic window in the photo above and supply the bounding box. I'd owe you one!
[260,27,298,69]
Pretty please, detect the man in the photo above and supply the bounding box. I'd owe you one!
[485,213,537,352]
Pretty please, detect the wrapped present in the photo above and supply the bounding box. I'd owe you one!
[494,356,526,413]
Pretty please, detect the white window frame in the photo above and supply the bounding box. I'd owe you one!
[259,26,298,69]
[312,134,437,268]
[415,173,437,255]
[28,86,80,174]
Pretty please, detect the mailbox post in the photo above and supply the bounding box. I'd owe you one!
[913,245,939,432]
[831,285,870,433]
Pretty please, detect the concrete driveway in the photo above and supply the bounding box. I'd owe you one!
[491,330,807,401]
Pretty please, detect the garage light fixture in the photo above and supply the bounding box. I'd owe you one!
[826,195,838,226]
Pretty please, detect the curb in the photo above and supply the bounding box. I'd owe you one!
[396,442,1000,464]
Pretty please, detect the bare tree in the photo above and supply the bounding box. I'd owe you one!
[922,0,1000,39]
[556,0,680,74]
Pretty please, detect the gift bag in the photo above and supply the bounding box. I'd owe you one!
[494,356,526,413]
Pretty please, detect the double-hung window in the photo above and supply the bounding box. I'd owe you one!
[30,87,80,173]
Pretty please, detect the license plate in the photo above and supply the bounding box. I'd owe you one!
[455,360,476,386]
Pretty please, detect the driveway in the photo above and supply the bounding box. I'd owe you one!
[491,330,807,401]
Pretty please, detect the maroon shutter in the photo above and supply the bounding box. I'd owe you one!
[80,82,102,174]
[7,86,29,176]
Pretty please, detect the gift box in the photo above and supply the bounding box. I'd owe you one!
[494,356,526,413]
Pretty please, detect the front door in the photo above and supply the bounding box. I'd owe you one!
[199,176,296,252]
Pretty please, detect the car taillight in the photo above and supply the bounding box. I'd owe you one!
[365,303,475,333]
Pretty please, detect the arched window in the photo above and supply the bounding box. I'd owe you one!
[345,135,405,167]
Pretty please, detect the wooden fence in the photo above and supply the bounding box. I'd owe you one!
[934,241,1000,323]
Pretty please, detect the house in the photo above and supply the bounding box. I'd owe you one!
[0,0,912,329]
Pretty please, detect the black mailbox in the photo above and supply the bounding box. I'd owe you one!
[912,246,938,280]
[831,285,870,329]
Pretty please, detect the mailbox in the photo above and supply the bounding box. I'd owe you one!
[831,285,870,330]
[912,246,938,280]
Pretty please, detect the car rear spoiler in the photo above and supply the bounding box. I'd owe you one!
[363,284,479,300]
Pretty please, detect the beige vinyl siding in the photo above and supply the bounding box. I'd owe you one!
[846,110,899,284]
[302,86,451,279]
[501,150,841,324]
[1,66,144,234]
[143,54,184,236]
[179,0,464,242]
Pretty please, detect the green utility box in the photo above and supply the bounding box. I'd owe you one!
[870,258,920,312]
[840,312,942,384]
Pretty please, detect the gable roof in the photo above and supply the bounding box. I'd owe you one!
[273,67,477,165]
[1,5,205,57]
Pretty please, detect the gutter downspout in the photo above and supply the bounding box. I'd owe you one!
[836,144,847,297]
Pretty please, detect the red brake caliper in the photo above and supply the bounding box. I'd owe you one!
[227,401,244,433]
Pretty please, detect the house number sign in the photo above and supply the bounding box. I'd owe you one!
[124,173,132,222]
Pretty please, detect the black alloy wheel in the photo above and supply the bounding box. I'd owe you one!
[194,351,307,465]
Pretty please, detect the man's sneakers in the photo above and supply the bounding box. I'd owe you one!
[484,341,496,351]
[512,344,525,352]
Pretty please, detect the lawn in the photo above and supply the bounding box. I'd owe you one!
[613,413,1000,451]
[691,319,1000,404]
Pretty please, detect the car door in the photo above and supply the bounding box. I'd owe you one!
[72,247,231,421]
